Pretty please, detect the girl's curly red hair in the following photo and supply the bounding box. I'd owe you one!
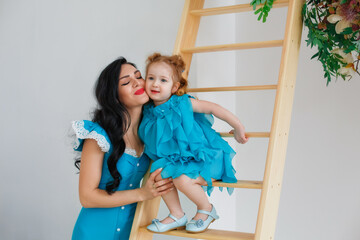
[145,53,188,96]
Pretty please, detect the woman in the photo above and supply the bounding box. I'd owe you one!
[71,57,174,239]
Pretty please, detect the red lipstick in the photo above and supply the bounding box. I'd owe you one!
[134,88,145,95]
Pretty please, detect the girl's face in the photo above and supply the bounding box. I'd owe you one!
[145,62,180,106]
[118,64,149,109]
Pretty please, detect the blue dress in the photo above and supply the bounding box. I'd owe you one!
[138,94,236,195]
[71,120,150,240]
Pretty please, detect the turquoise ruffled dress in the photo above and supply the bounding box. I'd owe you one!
[71,120,150,240]
[139,94,237,195]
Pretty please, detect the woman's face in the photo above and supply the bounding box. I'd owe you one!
[118,64,149,109]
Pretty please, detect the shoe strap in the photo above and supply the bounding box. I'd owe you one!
[197,208,217,219]
[151,219,161,231]
[197,209,211,215]
[169,214,182,224]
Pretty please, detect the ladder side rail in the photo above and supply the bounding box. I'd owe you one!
[130,1,204,239]
[254,0,304,239]
[129,169,161,240]
[173,0,205,79]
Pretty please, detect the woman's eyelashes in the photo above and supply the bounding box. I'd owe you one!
[120,75,143,86]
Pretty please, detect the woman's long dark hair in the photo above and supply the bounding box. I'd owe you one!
[75,57,136,194]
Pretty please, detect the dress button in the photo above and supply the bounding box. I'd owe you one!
[116,228,121,232]
[137,163,140,167]
[129,184,133,187]
[121,206,125,210]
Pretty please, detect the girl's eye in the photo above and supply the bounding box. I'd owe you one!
[148,77,154,80]
[161,79,167,83]
[121,82,130,86]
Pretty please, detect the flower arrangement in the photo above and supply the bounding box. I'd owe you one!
[251,0,360,85]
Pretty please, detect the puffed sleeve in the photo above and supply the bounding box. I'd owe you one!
[71,120,111,153]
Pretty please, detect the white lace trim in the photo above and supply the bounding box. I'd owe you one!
[125,148,143,158]
[72,120,110,152]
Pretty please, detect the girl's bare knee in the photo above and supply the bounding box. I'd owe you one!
[173,175,191,190]
[194,177,216,186]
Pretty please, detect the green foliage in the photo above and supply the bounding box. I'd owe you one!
[250,0,274,22]
[251,0,360,85]
[302,0,360,84]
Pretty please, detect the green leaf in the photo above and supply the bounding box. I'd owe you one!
[341,27,353,35]
[254,8,262,14]
[311,52,320,59]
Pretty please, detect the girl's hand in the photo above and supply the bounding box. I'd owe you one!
[140,168,174,200]
[230,124,248,144]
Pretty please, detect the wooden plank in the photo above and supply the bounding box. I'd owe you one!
[254,0,305,240]
[190,0,289,16]
[173,0,205,80]
[188,85,277,92]
[129,169,161,240]
[139,228,255,240]
[220,132,270,138]
[213,180,263,189]
[181,40,283,53]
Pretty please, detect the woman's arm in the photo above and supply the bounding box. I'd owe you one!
[190,98,248,144]
[78,139,173,208]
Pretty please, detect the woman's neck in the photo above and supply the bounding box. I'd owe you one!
[124,106,144,154]
[126,106,142,136]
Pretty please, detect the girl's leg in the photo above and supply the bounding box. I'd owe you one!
[173,175,214,221]
[154,174,185,224]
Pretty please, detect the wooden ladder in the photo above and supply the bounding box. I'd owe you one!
[130,0,303,239]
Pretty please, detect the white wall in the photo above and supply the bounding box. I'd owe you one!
[0,0,359,240]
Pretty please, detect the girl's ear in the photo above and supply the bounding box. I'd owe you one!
[171,82,180,94]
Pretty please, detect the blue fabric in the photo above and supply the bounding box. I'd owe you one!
[138,94,236,195]
[71,120,150,240]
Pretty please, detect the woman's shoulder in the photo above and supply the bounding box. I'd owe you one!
[71,120,111,153]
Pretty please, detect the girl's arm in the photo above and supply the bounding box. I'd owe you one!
[78,139,173,208]
[190,98,248,144]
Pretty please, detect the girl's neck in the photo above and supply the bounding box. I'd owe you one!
[153,96,172,106]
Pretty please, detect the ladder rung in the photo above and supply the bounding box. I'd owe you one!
[190,0,289,16]
[188,85,277,92]
[213,180,263,189]
[220,132,270,138]
[181,40,283,53]
[139,228,254,240]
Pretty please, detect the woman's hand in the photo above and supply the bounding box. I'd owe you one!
[139,168,174,200]
[230,124,248,144]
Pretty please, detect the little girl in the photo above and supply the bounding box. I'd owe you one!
[139,53,248,233]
